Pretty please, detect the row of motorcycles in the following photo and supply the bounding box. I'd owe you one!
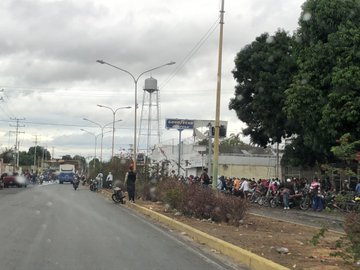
[248,183,312,210]
[247,181,360,212]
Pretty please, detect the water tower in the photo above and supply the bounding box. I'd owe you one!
[138,77,161,156]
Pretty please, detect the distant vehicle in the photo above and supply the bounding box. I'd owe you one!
[1,173,27,188]
[58,164,76,184]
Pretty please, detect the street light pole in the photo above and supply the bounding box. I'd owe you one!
[83,118,121,162]
[96,60,175,171]
[80,129,98,167]
[97,105,131,158]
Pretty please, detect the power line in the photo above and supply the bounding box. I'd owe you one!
[0,118,134,130]
[160,17,220,89]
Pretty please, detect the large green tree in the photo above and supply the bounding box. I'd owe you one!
[284,0,360,164]
[231,0,360,167]
[229,30,297,147]
[0,148,15,164]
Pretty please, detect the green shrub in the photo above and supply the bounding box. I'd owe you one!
[185,185,216,219]
[312,212,360,265]
[156,178,185,209]
[137,181,153,201]
[153,179,247,225]
[343,213,360,262]
[214,194,248,226]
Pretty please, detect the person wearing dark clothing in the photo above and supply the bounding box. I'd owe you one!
[200,168,210,187]
[217,175,227,191]
[279,178,295,210]
[126,166,136,202]
[310,178,323,211]
[355,181,360,195]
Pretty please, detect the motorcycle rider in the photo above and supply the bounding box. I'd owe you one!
[72,174,80,190]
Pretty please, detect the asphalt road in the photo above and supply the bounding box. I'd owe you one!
[0,183,245,270]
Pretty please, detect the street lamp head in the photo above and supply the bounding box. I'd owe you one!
[96,60,105,64]
[167,61,176,65]
[83,117,89,121]
[97,104,104,108]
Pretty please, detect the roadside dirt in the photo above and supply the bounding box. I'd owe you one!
[135,200,355,270]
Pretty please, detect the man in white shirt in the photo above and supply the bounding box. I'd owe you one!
[96,172,103,189]
[106,172,113,189]
[239,178,250,199]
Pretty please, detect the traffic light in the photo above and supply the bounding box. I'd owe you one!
[219,125,226,137]
[211,125,227,137]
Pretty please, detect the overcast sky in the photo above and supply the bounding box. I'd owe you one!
[0,0,304,161]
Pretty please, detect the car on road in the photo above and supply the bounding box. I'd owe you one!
[1,173,27,188]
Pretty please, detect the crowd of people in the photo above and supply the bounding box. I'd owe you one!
[176,169,359,212]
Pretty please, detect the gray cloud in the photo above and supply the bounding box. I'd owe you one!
[0,0,305,160]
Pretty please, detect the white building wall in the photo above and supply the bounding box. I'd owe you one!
[150,143,279,179]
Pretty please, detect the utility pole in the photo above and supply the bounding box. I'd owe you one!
[212,0,225,189]
[33,135,38,171]
[207,123,212,177]
[10,117,25,170]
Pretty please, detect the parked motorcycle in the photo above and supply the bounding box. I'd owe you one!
[299,185,311,210]
[89,179,98,192]
[112,187,125,204]
[270,189,304,209]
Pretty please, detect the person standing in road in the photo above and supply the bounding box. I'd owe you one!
[125,166,136,203]
[96,172,104,189]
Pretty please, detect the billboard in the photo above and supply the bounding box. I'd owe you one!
[165,118,194,130]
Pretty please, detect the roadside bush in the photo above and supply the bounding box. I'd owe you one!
[153,179,247,225]
[137,181,154,201]
[186,186,217,219]
[343,213,360,262]
[312,212,360,265]
[156,178,186,209]
[213,194,248,226]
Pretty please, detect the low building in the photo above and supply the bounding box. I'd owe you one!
[149,142,280,180]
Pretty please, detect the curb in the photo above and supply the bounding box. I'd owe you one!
[100,190,289,270]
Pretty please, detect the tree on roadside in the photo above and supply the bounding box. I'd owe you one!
[0,148,15,164]
[229,30,297,147]
[284,0,360,165]
[219,133,248,153]
[61,155,72,160]
[230,0,360,167]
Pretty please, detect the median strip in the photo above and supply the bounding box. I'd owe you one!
[100,189,288,270]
